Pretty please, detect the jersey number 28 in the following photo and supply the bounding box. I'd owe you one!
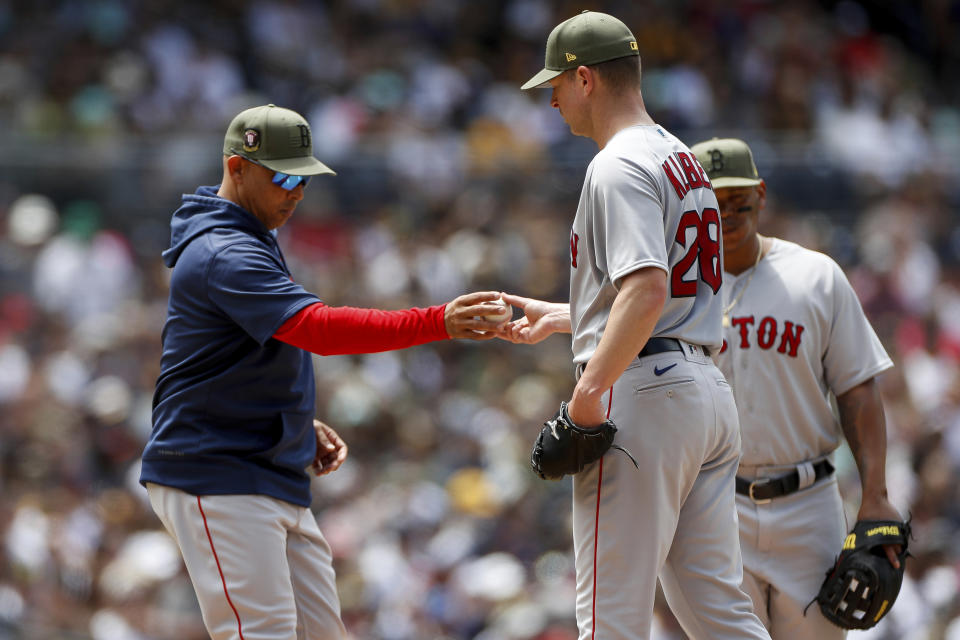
[671,207,721,296]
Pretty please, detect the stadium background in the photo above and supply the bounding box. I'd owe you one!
[1,0,959,638]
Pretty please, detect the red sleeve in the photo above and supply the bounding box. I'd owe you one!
[273,302,450,355]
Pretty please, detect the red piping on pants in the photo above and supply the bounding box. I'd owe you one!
[198,497,245,639]
[592,388,614,639]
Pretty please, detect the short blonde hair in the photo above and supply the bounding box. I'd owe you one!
[588,55,642,93]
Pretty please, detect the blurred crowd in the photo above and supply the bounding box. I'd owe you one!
[1,1,960,639]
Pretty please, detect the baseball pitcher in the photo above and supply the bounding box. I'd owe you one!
[501,12,771,640]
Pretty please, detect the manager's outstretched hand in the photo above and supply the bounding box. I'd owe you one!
[498,293,571,344]
[444,291,512,339]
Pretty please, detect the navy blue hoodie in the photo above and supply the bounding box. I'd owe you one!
[141,186,321,507]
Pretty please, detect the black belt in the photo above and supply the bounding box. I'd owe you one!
[736,459,835,503]
[639,337,710,358]
[639,337,683,357]
[576,338,708,379]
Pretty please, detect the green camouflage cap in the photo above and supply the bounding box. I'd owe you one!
[521,11,639,90]
[223,104,335,176]
[690,138,762,188]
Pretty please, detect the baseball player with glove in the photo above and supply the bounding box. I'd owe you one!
[140,104,510,640]
[690,137,908,638]
[502,12,770,639]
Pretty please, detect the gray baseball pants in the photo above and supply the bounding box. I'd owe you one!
[572,344,770,639]
[147,483,346,640]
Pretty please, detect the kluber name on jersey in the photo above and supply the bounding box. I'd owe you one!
[569,125,723,364]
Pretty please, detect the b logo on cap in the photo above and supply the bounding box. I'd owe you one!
[709,149,724,173]
[242,129,261,153]
[297,124,311,148]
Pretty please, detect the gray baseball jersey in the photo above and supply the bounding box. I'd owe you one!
[717,237,893,639]
[716,238,893,467]
[570,125,724,365]
[567,125,769,639]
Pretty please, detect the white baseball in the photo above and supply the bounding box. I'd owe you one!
[478,300,513,323]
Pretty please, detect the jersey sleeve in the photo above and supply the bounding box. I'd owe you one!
[207,242,320,345]
[589,155,668,286]
[821,260,893,395]
[273,302,449,355]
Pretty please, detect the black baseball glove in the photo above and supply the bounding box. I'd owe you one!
[530,401,637,480]
[810,519,910,630]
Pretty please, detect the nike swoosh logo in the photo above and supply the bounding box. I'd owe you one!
[654,363,677,376]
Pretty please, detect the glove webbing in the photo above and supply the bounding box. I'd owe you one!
[803,518,911,621]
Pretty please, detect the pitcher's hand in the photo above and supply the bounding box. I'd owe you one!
[497,293,570,344]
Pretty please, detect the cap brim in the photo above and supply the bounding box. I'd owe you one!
[710,176,762,189]
[259,156,336,176]
[521,67,564,90]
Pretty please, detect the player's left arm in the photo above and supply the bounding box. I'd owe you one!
[567,267,666,426]
[836,378,904,567]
